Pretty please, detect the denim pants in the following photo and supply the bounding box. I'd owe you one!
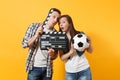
[28,67,52,80]
[66,67,92,80]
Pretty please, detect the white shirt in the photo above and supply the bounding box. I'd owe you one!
[65,53,89,73]
[34,27,55,67]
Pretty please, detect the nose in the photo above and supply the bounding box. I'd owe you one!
[52,18,57,25]
[60,23,62,27]
[54,18,57,22]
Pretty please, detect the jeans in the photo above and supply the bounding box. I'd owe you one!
[28,67,52,80]
[66,67,92,80]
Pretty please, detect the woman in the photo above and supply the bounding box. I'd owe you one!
[58,15,93,80]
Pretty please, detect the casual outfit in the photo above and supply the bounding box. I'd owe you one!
[65,51,92,80]
[22,23,56,80]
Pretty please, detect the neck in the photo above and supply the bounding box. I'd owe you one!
[66,31,71,41]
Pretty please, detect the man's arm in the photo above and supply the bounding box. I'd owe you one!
[22,23,43,48]
[22,23,34,48]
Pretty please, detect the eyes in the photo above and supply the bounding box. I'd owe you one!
[59,20,66,24]
[52,15,56,19]
[51,13,60,19]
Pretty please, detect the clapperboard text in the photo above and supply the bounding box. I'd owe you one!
[40,32,68,50]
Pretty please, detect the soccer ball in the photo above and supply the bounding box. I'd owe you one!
[72,32,90,52]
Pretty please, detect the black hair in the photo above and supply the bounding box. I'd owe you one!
[58,14,79,39]
[42,8,61,28]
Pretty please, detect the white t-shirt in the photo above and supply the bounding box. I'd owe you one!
[34,27,55,67]
[65,53,90,73]
[34,45,48,67]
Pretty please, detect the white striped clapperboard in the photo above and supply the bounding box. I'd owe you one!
[40,31,69,50]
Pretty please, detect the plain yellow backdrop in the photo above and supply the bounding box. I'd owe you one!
[0,0,120,80]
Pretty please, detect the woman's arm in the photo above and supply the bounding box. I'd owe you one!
[59,43,75,61]
[86,36,93,53]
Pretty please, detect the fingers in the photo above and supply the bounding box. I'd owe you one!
[47,48,55,58]
[35,27,44,37]
[38,27,43,34]
[47,47,55,53]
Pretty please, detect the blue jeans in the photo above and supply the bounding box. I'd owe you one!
[66,67,92,80]
[28,67,52,80]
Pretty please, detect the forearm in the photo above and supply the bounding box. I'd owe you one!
[86,44,93,53]
[61,51,72,61]
[86,36,93,53]
[28,35,39,47]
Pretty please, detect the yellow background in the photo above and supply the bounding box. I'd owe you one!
[0,0,120,80]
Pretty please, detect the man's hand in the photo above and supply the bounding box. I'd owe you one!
[47,48,58,60]
[35,25,44,38]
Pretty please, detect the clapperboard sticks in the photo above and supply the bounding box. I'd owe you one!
[40,9,68,50]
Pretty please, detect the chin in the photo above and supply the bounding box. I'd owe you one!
[62,30,66,32]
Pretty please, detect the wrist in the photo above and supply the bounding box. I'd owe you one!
[69,50,73,55]
[34,34,40,39]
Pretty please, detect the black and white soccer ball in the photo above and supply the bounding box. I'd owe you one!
[72,32,90,52]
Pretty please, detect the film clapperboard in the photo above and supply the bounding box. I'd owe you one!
[40,32,69,50]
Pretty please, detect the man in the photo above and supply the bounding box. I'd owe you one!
[22,8,61,80]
